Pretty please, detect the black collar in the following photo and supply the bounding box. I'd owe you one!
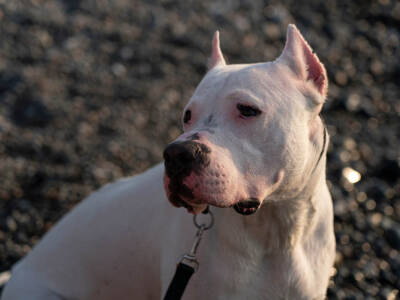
[311,125,327,174]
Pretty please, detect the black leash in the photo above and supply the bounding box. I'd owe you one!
[164,209,214,300]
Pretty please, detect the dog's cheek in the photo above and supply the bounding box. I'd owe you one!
[244,169,284,202]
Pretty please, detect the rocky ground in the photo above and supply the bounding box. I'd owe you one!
[0,0,399,298]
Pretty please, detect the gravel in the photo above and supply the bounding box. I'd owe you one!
[0,0,399,298]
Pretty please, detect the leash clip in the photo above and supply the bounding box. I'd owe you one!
[164,208,214,300]
[179,209,214,272]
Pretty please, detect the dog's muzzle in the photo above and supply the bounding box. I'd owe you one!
[163,141,211,211]
[164,141,261,216]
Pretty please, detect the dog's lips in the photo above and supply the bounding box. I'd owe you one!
[167,187,208,214]
[233,198,261,216]
[168,184,261,216]
[165,170,262,216]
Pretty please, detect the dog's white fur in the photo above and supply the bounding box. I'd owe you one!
[2,25,335,300]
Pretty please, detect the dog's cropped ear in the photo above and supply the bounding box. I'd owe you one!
[208,31,226,69]
[278,24,328,102]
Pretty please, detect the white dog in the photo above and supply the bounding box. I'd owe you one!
[2,24,335,300]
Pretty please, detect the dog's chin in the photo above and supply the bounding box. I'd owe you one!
[168,194,261,216]
[185,202,208,215]
[167,197,208,215]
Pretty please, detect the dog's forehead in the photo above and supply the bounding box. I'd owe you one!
[190,62,294,106]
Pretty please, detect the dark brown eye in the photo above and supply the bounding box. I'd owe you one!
[237,104,261,118]
[184,110,191,123]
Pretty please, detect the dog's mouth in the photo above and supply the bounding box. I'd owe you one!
[183,200,208,214]
[186,197,262,216]
[233,198,261,215]
[188,200,261,216]
[169,190,261,216]
[168,192,208,214]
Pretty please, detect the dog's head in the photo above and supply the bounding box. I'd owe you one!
[163,25,328,215]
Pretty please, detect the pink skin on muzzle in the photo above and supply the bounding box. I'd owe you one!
[163,134,260,214]
[164,133,238,213]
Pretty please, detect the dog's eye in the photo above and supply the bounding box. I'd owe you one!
[183,110,191,123]
[237,104,261,118]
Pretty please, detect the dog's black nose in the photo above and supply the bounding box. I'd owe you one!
[163,141,210,178]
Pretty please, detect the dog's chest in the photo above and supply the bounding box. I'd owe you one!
[179,222,296,299]
[184,242,307,300]
[175,213,329,300]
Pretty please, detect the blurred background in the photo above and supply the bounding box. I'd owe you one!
[0,0,399,298]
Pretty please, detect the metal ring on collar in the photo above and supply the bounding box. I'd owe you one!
[193,209,214,230]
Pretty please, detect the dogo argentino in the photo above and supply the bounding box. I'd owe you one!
[2,24,335,300]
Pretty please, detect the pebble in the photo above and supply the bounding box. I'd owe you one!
[385,225,400,250]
